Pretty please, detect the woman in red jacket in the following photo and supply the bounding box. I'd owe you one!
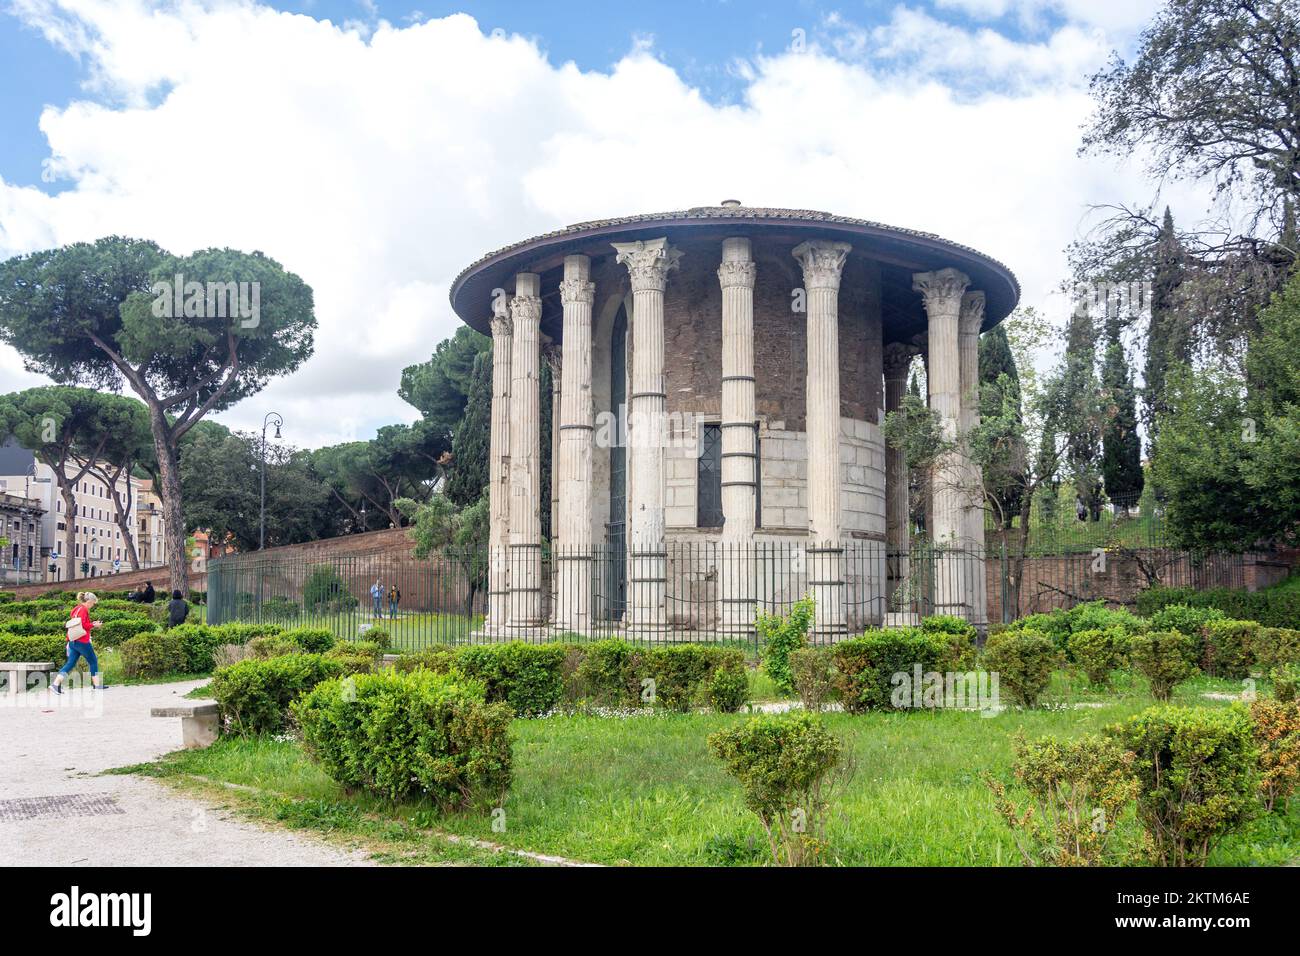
[52,591,103,693]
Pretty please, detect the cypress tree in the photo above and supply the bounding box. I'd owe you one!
[1100,309,1145,506]
[1143,207,1189,444]
[1062,297,1104,520]
[444,348,492,507]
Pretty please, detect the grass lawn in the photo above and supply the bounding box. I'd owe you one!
[133,671,1300,867]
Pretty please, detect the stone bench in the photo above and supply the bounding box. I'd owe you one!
[4,661,57,695]
[151,701,219,749]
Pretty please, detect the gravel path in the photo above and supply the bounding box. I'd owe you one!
[0,679,373,867]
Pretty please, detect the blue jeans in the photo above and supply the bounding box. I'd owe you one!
[372,596,382,615]
[60,641,99,676]
[388,600,398,618]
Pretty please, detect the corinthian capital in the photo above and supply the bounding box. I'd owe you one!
[612,237,681,293]
[959,291,986,335]
[490,290,512,338]
[912,268,969,316]
[882,341,918,380]
[560,254,594,307]
[792,240,851,291]
[559,277,595,306]
[717,260,756,290]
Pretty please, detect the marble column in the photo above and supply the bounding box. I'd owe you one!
[793,239,851,638]
[486,295,513,633]
[507,272,543,631]
[959,290,988,632]
[718,237,757,636]
[613,238,681,634]
[545,342,562,623]
[913,267,969,618]
[882,341,915,610]
[555,255,595,633]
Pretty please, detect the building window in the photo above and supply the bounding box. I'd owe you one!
[697,423,723,528]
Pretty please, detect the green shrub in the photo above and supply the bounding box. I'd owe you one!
[93,617,160,648]
[1137,585,1300,630]
[1127,630,1197,702]
[980,629,1061,708]
[707,712,848,866]
[324,643,380,676]
[210,654,344,736]
[167,624,223,673]
[571,639,643,709]
[0,591,14,604]
[1200,620,1258,679]
[0,633,67,662]
[757,597,814,694]
[789,646,836,712]
[248,634,305,659]
[1271,663,1300,704]
[707,650,749,713]
[393,646,458,675]
[831,628,952,713]
[120,632,187,679]
[1108,705,1259,866]
[919,614,977,670]
[280,627,336,654]
[986,733,1139,866]
[1147,604,1227,660]
[453,642,567,717]
[1250,697,1300,812]
[357,626,391,651]
[96,599,151,615]
[0,617,62,636]
[212,622,283,645]
[1007,611,1071,650]
[293,669,512,807]
[642,645,729,712]
[1065,601,1143,638]
[1252,627,1300,672]
[1068,628,1124,688]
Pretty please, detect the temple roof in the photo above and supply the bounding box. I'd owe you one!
[450,203,1020,338]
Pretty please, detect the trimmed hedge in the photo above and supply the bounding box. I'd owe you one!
[394,639,750,715]
[0,618,62,636]
[454,642,567,717]
[831,628,952,713]
[120,632,187,679]
[210,654,345,736]
[293,669,513,807]
[571,639,642,708]
[1127,630,1197,702]
[93,618,161,648]
[1200,620,1258,680]
[280,627,336,654]
[0,634,67,662]
[980,629,1061,708]
[1252,627,1300,672]
[1137,585,1300,630]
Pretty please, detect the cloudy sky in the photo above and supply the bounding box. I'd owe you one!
[0,0,1214,449]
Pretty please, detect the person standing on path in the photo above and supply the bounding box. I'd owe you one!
[52,591,103,693]
[370,579,384,618]
[387,584,400,619]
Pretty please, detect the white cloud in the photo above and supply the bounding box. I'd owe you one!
[0,1,1211,447]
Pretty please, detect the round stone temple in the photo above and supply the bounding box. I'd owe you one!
[450,205,1018,638]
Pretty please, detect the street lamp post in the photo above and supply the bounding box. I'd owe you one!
[260,412,284,551]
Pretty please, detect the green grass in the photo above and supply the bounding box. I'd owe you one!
[134,671,1299,867]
